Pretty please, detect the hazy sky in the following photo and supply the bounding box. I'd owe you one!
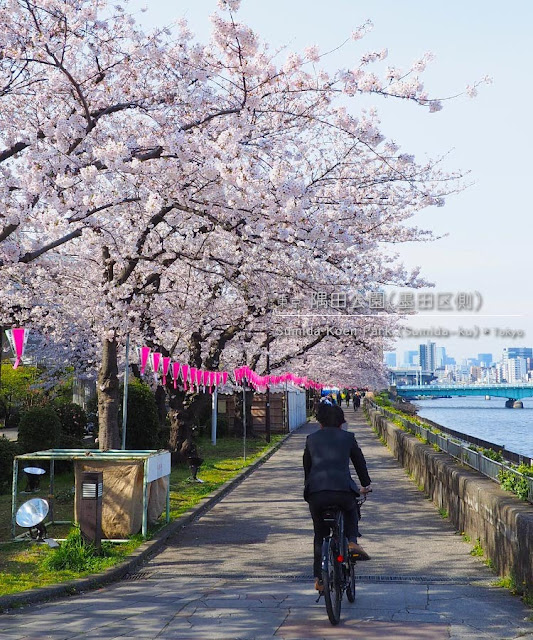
[130,0,532,363]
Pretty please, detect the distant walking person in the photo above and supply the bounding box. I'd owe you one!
[354,392,361,409]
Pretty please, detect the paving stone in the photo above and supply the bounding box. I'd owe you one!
[2,410,532,640]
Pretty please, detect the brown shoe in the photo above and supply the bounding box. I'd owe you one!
[348,541,371,560]
[314,578,324,593]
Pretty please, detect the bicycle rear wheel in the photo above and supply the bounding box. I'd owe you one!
[322,537,342,625]
[346,557,356,603]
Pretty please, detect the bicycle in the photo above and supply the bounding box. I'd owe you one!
[319,493,369,625]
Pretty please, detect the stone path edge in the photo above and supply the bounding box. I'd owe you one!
[0,429,296,613]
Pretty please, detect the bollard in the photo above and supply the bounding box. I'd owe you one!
[79,471,103,549]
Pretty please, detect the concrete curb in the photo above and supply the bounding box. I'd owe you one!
[0,430,295,613]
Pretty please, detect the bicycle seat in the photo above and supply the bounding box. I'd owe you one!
[320,505,341,523]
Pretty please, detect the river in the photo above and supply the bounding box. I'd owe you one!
[414,396,533,458]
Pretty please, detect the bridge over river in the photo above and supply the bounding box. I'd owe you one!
[395,383,533,407]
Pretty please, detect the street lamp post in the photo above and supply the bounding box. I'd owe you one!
[265,331,271,443]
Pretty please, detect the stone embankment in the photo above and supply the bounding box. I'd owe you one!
[367,403,533,591]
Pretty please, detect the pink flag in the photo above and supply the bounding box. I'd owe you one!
[172,362,181,389]
[203,370,210,386]
[215,372,223,386]
[140,346,151,375]
[222,371,228,386]
[196,369,203,385]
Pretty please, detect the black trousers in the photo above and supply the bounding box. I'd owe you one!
[307,490,359,578]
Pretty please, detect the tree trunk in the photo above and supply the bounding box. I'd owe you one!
[168,388,193,461]
[97,337,120,450]
[168,388,212,462]
[155,384,167,428]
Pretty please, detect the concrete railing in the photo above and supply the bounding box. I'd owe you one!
[365,401,533,590]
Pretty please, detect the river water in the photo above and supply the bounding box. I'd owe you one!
[414,396,533,458]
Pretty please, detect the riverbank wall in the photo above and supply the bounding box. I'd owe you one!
[366,404,533,591]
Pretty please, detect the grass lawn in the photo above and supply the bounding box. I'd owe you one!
[0,434,284,597]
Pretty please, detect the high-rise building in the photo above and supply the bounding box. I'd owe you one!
[384,351,397,367]
[419,341,436,372]
[503,347,533,363]
[506,357,527,383]
[478,353,493,367]
[404,350,418,366]
[436,346,447,368]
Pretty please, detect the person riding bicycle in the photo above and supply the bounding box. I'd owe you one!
[303,403,371,593]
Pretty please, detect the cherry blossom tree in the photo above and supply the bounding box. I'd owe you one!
[0,0,487,451]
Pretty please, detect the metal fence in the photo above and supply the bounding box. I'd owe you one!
[369,402,533,504]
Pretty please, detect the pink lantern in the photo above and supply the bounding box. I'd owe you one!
[140,346,151,375]
[162,357,171,385]
[222,372,228,386]
[6,328,28,369]
[172,362,181,389]
[190,367,197,390]
[150,352,162,376]
[181,364,190,390]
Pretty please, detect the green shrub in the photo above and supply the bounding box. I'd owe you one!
[0,436,17,492]
[17,406,61,454]
[42,527,99,572]
[122,379,160,450]
[54,402,87,448]
[499,464,533,501]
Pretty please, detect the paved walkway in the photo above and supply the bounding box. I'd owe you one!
[1,407,532,639]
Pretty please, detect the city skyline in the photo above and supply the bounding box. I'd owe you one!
[385,341,533,386]
[385,344,533,367]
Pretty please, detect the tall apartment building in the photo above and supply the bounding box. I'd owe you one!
[419,341,437,373]
[506,357,528,383]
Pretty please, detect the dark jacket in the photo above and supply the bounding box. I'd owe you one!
[303,427,371,501]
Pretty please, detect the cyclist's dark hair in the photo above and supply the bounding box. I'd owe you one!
[316,403,345,428]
